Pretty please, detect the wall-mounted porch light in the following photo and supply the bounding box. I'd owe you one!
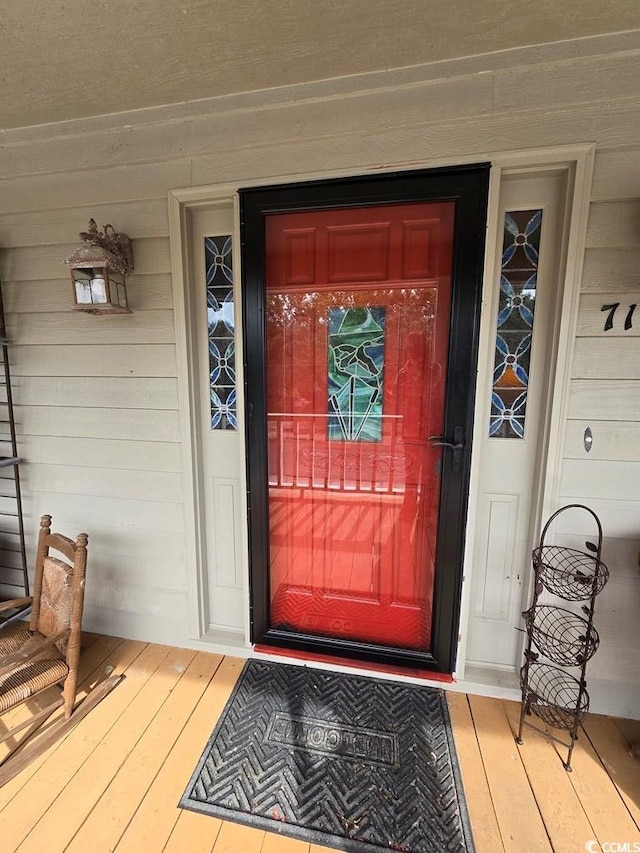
[64,219,133,314]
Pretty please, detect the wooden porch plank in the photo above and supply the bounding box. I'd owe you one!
[0,632,127,810]
[163,810,222,853]
[80,629,100,649]
[501,699,599,852]
[582,714,640,830]
[114,655,245,852]
[65,650,223,853]
[446,691,504,853]
[0,640,160,850]
[261,830,311,852]
[17,644,195,853]
[213,820,265,853]
[467,695,552,852]
[563,717,640,843]
[1,633,636,853]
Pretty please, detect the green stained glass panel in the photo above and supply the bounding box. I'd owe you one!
[327,306,385,442]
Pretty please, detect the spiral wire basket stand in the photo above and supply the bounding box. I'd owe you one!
[522,605,599,666]
[519,662,590,729]
[517,504,608,771]
[532,545,609,600]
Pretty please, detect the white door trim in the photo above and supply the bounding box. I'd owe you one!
[169,188,248,644]
[456,144,595,677]
[168,144,595,662]
[168,192,207,639]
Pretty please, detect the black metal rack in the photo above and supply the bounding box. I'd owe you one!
[517,504,608,771]
[0,277,30,627]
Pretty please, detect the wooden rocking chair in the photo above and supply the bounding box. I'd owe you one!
[0,515,122,786]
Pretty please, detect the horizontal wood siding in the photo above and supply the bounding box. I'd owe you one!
[0,30,638,680]
[0,171,182,640]
[561,131,640,714]
[3,274,174,312]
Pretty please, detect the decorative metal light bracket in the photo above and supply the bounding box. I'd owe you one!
[65,219,134,314]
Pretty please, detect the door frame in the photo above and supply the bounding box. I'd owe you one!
[167,144,594,687]
[457,148,595,680]
[240,165,490,673]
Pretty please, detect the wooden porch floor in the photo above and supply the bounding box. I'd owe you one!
[0,633,638,852]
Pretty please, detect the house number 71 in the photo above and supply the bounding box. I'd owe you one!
[601,302,636,331]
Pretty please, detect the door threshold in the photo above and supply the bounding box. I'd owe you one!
[253,643,454,685]
[459,663,521,702]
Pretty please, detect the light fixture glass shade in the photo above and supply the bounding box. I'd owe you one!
[69,265,131,313]
[89,275,107,303]
[65,222,133,314]
[73,269,94,304]
[73,267,110,304]
[109,271,128,309]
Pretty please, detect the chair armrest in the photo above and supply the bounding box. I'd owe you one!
[0,597,32,613]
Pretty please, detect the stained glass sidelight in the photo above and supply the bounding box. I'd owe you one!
[327,306,385,441]
[205,236,237,430]
[489,209,542,439]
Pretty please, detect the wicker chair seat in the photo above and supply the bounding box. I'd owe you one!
[0,629,32,657]
[0,657,68,713]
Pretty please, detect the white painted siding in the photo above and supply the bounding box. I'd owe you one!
[0,29,638,714]
[558,156,640,717]
[0,189,186,643]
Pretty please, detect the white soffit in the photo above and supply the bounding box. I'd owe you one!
[1,0,639,131]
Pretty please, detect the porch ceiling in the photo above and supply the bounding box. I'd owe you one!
[1,0,639,132]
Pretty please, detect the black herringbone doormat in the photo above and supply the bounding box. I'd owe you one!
[180,660,474,852]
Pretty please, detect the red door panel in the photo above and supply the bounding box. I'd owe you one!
[265,202,454,652]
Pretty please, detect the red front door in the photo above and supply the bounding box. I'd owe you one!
[265,202,455,653]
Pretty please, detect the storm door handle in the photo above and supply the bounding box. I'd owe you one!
[428,426,465,472]
[427,437,463,450]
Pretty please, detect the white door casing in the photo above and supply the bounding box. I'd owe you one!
[191,206,246,640]
[465,172,568,670]
[457,147,595,680]
[169,146,594,686]
[169,197,250,649]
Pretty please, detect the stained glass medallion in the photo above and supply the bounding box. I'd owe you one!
[205,236,237,430]
[328,306,385,441]
[489,209,542,439]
